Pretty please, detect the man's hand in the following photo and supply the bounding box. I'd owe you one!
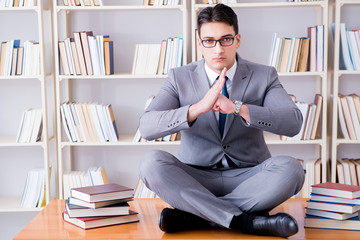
[188,68,227,123]
[212,94,235,114]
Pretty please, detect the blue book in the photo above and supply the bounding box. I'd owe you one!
[304,214,360,231]
[104,41,114,75]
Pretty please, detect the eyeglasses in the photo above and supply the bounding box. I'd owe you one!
[200,35,237,48]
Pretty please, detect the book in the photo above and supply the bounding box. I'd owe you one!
[104,41,114,75]
[80,31,94,75]
[305,208,358,220]
[311,182,360,199]
[297,37,310,72]
[68,196,132,209]
[304,215,360,231]
[310,94,323,140]
[310,194,360,206]
[65,199,130,217]
[70,184,134,202]
[307,200,360,214]
[63,210,139,229]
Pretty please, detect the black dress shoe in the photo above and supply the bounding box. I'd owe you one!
[159,208,211,233]
[251,212,298,238]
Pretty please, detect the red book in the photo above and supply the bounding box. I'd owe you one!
[311,182,360,199]
[71,184,134,203]
[63,210,139,229]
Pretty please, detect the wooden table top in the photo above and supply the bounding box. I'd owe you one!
[14,198,360,240]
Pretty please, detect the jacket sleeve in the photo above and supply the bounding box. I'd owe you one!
[245,67,303,137]
[138,69,191,141]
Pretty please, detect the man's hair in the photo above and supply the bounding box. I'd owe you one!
[197,4,239,38]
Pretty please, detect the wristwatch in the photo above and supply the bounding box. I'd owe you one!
[233,100,243,116]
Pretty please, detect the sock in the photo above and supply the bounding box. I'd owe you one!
[229,212,255,234]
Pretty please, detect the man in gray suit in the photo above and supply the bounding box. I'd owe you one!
[139,3,304,238]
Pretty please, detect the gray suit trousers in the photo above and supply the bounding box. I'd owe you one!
[139,150,305,228]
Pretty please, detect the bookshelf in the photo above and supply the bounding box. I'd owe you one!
[0,2,52,211]
[191,0,329,186]
[52,0,188,199]
[331,0,360,183]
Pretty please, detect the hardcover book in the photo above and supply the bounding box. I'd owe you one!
[304,214,360,231]
[312,182,360,199]
[63,210,139,229]
[70,184,133,202]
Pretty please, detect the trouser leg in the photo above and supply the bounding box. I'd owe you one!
[220,155,305,213]
[139,150,241,228]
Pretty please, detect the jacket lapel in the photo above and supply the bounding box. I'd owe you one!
[190,60,221,140]
[223,55,253,137]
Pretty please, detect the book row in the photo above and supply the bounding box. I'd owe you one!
[144,0,180,6]
[0,0,35,7]
[0,40,40,76]
[62,0,102,7]
[20,168,48,209]
[269,25,324,73]
[58,32,114,76]
[60,102,119,143]
[63,166,109,199]
[337,94,360,140]
[16,108,43,143]
[132,37,183,75]
[201,0,237,4]
[304,182,360,231]
[63,184,138,229]
[336,158,360,186]
[281,94,323,141]
[338,23,360,71]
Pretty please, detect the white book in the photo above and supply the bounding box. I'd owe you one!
[147,44,161,75]
[89,103,106,142]
[338,97,350,140]
[131,44,139,75]
[64,38,75,75]
[346,95,360,140]
[63,103,78,142]
[103,104,118,142]
[96,35,105,75]
[169,37,179,70]
[30,108,42,143]
[5,40,14,76]
[305,104,316,140]
[134,44,149,75]
[88,36,101,75]
[96,104,110,142]
[287,102,309,141]
[176,38,183,67]
[163,38,173,75]
[316,25,324,72]
[60,104,73,142]
[25,109,36,143]
[69,103,85,142]
[286,37,295,72]
[348,31,360,71]
[16,111,26,143]
[268,32,277,66]
[338,159,352,185]
[270,37,281,68]
[340,23,354,70]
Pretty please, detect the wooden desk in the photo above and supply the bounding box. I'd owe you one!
[14,198,360,240]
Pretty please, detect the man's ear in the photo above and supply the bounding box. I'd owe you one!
[236,34,241,48]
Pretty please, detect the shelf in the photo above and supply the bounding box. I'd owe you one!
[60,134,180,147]
[338,70,360,76]
[335,139,360,145]
[58,73,168,81]
[194,1,326,10]
[0,6,38,12]
[56,5,186,12]
[264,133,325,145]
[0,75,42,80]
[0,196,42,212]
[277,71,326,77]
[0,136,46,147]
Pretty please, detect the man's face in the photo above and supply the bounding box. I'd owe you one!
[198,22,241,74]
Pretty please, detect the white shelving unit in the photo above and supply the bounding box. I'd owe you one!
[191,0,329,184]
[0,1,51,211]
[52,0,188,199]
[331,0,360,182]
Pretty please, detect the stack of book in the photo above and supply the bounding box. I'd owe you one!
[337,23,360,71]
[0,40,40,76]
[337,94,360,140]
[132,37,183,75]
[60,102,118,143]
[16,108,43,143]
[280,94,323,141]
[63,183,139,229]
[58,32,113,76]
[61,0,103,7]
[305,182,360,231]
[269,24,324,72]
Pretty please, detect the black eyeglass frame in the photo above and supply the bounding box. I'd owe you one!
[200,35,237,48]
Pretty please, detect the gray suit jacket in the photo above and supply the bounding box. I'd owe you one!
[139,55,303,168]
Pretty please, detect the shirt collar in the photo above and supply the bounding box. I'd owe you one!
[205,59,237,86]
